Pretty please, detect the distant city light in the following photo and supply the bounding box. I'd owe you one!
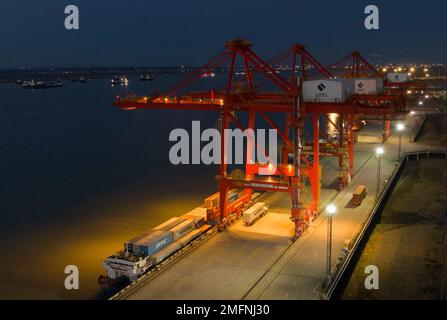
[425,94,429,99]
[396,123,405,131]
[419,101,424,105]
[410,67,415,72]
[425,74,430,77]
[407,90,412,94]
[376,147,384,156]
[382,68,387,72]
[410,110,416,115]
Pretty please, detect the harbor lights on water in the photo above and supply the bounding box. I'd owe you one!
[326,204,337,284]
[396,123,405,160]
[375,147,384,199]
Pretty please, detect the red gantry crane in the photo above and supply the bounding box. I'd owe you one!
[114,39,408,239]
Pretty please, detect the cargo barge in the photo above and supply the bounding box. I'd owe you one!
[99,190,266,295]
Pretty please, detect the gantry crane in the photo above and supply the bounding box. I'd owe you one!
[114,39,408,239]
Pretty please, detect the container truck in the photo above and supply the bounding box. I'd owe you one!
[351,185,367,206]
[243,202,268,226]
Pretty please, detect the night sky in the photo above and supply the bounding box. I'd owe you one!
[0,0,446,68]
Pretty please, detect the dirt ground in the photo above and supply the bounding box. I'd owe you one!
[342,158,447,299]
[417,114,447,146]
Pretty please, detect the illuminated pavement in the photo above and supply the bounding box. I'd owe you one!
[121,114,435,300]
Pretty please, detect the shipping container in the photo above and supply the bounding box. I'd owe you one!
[150,241,183,265]
[182,214,205,226]
[153,217,186,231]
[351,185,367,206]
[169,219,195,240]
[130,230,173,257]
[387,73,408,83]
[243,202,268,226]
[185,207,207,218]
[177,229,202,246]
[124,228,159,254]
[183,207,207,226]
[354,78,384,95]
[302,79,354,103]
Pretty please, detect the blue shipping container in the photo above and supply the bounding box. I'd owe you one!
[135,230,173,257]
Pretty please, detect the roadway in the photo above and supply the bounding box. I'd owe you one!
[115,112,432,300]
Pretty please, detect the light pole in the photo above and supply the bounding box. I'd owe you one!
[326,204,336,284]
[396,123,405,160]
[376,147,384,199]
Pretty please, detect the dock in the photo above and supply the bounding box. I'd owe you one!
[110,113,437,300]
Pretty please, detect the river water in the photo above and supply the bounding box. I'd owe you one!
[0,76,334,299]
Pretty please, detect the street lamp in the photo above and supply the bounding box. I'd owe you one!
[396,123,405,160]
[326,204,336,284]
[376,147,384,199]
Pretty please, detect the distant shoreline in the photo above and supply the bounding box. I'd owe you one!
[0,67,196,83]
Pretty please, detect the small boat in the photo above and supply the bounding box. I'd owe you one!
[139,74,154,81]
[22,80,63,89]
[80,76,91,83]
[201,71,216,78]
[43,81,63,88]
[22,80,44,89]
[16,80,23,85]
[110,76,129,85]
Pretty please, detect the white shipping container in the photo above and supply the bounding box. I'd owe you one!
[387,73,408,83]
[169,219,195,240]
[243,202,268,226]
[302,79,354,103]
[185,207,207,218]
[354,78,384,95]
[153,217,185,231]
[182,214,205,226]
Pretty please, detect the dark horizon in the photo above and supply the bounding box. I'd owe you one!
[1,0,446,68]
